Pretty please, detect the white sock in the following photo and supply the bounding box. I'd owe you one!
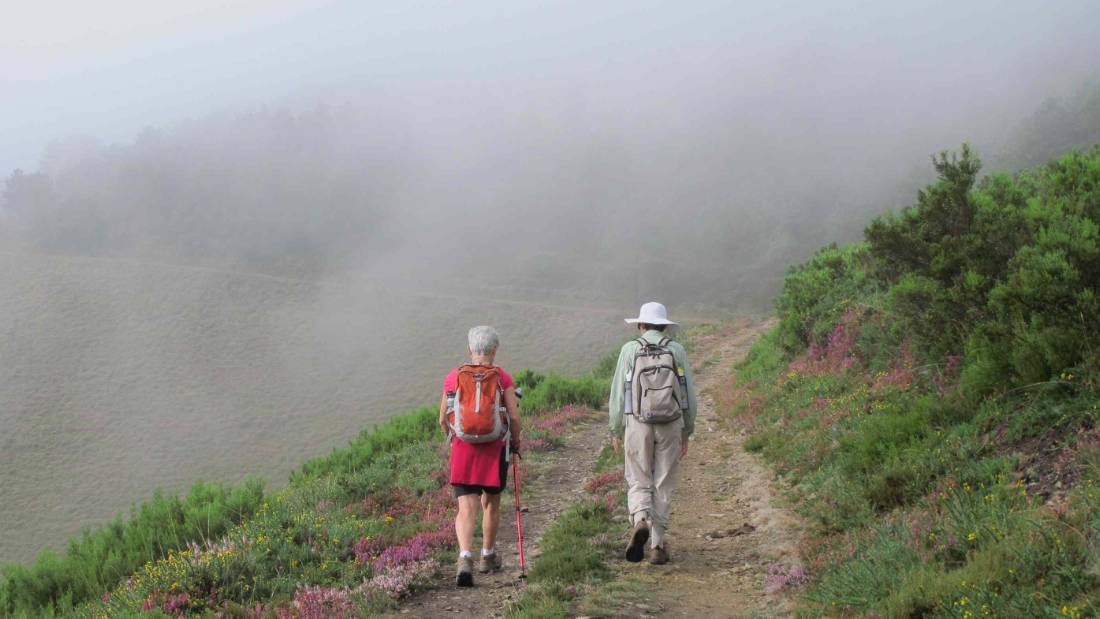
[481,548,495,557]
[459,550,473,559]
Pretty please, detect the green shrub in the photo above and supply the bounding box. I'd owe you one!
[865,144,983,285]
[735,328,785,386]
[958,335,1015,401]
[513,368,544,391]
[517,372,606,413]
[292,407,437,482]
[839,404,931,478]
[885,273,961,359]
[0,478,264,616]
[774,242,873,352]
[864,145,1100,391]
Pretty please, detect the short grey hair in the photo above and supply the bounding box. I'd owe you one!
[467,325,500,355]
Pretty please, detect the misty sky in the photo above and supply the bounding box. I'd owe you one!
[4,1,1100,177]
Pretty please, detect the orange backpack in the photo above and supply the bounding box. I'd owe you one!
[447,365,507,443]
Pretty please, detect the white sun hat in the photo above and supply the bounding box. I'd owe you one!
[624,301,678,326]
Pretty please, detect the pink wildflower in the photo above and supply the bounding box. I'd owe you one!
[788,316,860,376]
[764,561,809,594]
[585,469,624,493]
[293,585,356,619]
[530,406,588,436]
[371,530,452,572]
[163,593,190,615]
[366,560,437,599]
[602,491,619,513]
[523,438,551,451]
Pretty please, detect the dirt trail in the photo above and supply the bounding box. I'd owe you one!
[392,318,802,618]
[390,412,608,618]
[628,317,805,618]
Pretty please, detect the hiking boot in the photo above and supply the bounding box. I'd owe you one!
[455,556,474,587]
[649,544,670,565]
[625,519,650,563]
[478,552,502,573]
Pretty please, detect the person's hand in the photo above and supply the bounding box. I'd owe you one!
[510,440,522,458]
[611,436,621,456]
[679,438,689,461]
[439,417,450,437]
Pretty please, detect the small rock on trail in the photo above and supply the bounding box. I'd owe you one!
[704,522,756,540]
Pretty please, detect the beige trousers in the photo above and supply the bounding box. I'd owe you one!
[623,413,683,548]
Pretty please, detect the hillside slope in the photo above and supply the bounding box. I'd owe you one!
[0,251,640,565]
[727,146,1100,616]
[1,355,610,616]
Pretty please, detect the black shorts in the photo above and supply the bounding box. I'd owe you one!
[452,448,510,498]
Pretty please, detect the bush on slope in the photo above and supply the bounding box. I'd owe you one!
[731,146,1100,617]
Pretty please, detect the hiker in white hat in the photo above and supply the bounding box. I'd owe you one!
[608,302,697,565]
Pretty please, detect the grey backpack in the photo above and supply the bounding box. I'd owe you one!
[630,337,687,424]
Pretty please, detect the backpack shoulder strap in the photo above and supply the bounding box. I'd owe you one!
[655,338,680,373]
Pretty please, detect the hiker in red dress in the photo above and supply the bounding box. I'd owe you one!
[439,325,522,587]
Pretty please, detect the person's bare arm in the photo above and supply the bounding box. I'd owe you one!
[504,386,521,450]
[438,395,450,437]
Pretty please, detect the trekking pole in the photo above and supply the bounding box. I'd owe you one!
[511,386,527,578]
[512,453,527,578]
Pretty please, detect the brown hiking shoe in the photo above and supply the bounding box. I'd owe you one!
[649,544,670,565]
[625,519,650,563]
[477,552,502,573]
[455,556,474,587]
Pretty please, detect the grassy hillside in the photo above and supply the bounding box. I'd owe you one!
[0,365,609,617]
[728,146,1100,616]
[0,251,639,565]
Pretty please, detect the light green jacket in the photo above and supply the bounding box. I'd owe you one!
[608,329,697,440]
